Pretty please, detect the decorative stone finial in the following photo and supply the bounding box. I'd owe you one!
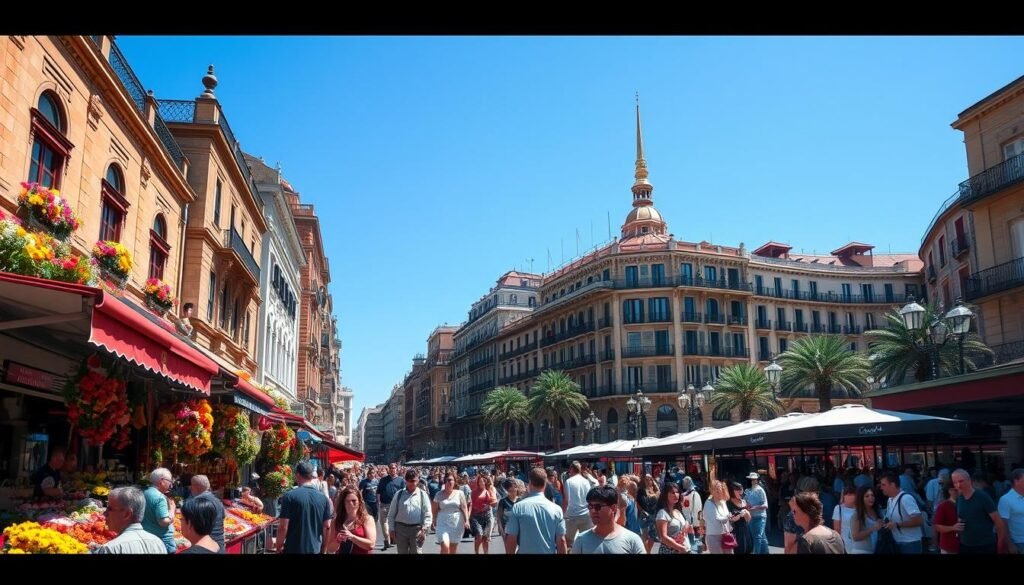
[200,65,218,99]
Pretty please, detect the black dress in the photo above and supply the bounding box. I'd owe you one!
[726,499,753,555]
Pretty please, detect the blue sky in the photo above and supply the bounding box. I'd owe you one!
[116,36,1024,421]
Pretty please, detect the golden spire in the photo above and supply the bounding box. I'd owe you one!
[632,93,652,205]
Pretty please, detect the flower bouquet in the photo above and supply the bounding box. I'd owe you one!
[17,182,80,241]
[154,399,214,462]
[63,354,131,448]
[261,423,296,465]
[260,464,293,499]
[143,278,175,315]
[91,240,132,289]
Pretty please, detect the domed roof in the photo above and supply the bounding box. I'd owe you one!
[625,205,664,224]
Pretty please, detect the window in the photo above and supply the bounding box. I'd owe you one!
[207,272,216,320]
[709,332,721,354]
[1011,218,1024,259]
[602,269,610,281]
[625,265,639,287]
[706,298,720,319]
[229,204,236,231]
[684,297,696,319]
[861,283,873,302]
[649,297,670,321]
[213,180,222,227]
[1004,137,1024,159]
[795,309,804,328]
[148,214,169,280]
[791,279,800,296]
[220,284,230,329]
[243,311,251,348]
[778,338,788,353]
[846,312,856,329]
[655,330,670,354]
[28,92,72,188]
[841,283,852,300]
[99,165,128,242]
[938,236,946,267]
[528,297,535,307]
[623,299,644,324]
[754,275,764,294]
[680,263,693,284]
[884,283,894,302]
[684,331,698,355]
[812,311,821,327]
[704,265,717,283]
[759,337,770,359]
[651,263,665,285]
[809,280,818,298]
[865,313,875,330]
[773,277,783,297]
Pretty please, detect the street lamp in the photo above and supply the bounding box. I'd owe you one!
[945,298,975,374]
[584,410,601,442]
[764,359,783,400]
[626,388,651,439]
[677,382,712,432]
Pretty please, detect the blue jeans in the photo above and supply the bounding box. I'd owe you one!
[749,516,769,554]
[896,541,922,554]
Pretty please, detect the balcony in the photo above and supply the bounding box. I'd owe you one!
[727,315,747,326]
[681,312,703,323]
[622,345,674,358]
[467,380,494,394]
[598,317,613,329]
[468,355,493,373]
[614,276,675,290]
[755,319,772,330]
[622,380,678,394]
[704,314,726,325]
[603,348,615,361]
[793,322,809,333]
[756,288,895,305]
[582,385,619,398]
[499,340,537,362]
[682,344,704,356]
[224,227,260,281]
[678,275,754,293]
[951,235,971,259]
[548,354,597,371]
[540,321,595,347]
[843,325,862,335]
[758,352,772,361]
[775,321,792,332]
[966,256,1024,301]
[827,325,843,334]
[957,151,1024,206]
[498,368,541,385]
[811,324,827,334]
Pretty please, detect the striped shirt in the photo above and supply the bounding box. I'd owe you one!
[92,524,170,554]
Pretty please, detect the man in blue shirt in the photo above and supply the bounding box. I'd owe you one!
[142,468,177,553]
[376,463,402,550]
[505,467,566,554]
[744,473,769,554]
[359,467,380,537]
[275,462,333,554]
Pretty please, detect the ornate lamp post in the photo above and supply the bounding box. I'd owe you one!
[583,410,602,442]
[626,388,651,439]
[945,298,975,374]
[677,382,712,432]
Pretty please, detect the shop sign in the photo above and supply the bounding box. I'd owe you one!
[3,360,56,390]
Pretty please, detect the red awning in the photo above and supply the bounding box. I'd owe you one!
[0,272,218,394]
[323,438,364,463]
[89,293,219,394]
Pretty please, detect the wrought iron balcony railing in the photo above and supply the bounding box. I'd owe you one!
[958,151,1024,205]
[621,345,674,358]
[966,256,1024,301]
[225,227,260,280]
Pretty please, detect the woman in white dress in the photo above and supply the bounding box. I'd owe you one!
[431,473,470,554]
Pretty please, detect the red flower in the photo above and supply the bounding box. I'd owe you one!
[87,354,102,369]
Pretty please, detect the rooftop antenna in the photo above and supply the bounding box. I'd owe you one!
[607,211,612,240]
[527,257,535,272]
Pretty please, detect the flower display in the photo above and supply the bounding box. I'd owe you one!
[260,464,293,499]
[63,354,131,448]
[154,399,214,461]
[1,521,89,554]
[212,405,258,466]
[227,507,274,526]
[17,182,81,241]
[260,423,296,465]
[0,214,92,284]
[143,278,175,312]
[91,240,133,281]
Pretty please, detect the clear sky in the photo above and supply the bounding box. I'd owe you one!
[116,36,1024,420]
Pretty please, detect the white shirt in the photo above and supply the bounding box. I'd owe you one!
[565,474,593,518]
[832,504,856,552]
[680,489,702,526]
[388,487,433,527]
[885,490,922,543]
[92,524,169,555]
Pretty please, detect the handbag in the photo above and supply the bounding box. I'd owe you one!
[721,532,738,550]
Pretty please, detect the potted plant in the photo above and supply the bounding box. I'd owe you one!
[17,182,80,242]
[143,278,175,316]
[91,240,133,289]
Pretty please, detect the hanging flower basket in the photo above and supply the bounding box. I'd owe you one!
[92,241,132,292]
[63,354,132,448]
[143,278,175,316]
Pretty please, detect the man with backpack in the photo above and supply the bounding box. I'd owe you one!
[880,470,924,554]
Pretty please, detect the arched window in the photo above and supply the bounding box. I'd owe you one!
[607,408,618,424]
[100,164,129,242]
[656,405,677,421]
[148,214,169,280]
[656,405,679,437]
[705,298,720,319]
[28,91,72,188]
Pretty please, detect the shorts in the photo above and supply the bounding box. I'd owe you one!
[470,512,492,538]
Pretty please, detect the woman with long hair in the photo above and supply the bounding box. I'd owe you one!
[849,485,882,554]
[431,472,470,554]
[726,481,753,554]
[638,473,661,553]
[704,480,736,554]
[617,478,642,537]
[470,474,498,554]
[655,481,690,554]
[326,487,377,555]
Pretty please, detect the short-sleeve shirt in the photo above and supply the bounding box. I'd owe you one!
[744,486,768,518]
[885,491,922,543]
[570,528,646,554]
[279,485,333,554]
[142,486,175,550]
[957,490,997,547]
[933,499,960,553]
[998,489,1024,544]
[832,505,856,552]
[360,478,379,505]
[506,491,566,554]
[193,491,226,553]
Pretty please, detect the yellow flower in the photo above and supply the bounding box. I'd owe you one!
[28,194,44,206]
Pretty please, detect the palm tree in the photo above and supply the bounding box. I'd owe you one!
[779,335,871,412]
[709,363,783,421]
[866,303,993,385]
[528,370,589,452]
[482,386,530,450]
